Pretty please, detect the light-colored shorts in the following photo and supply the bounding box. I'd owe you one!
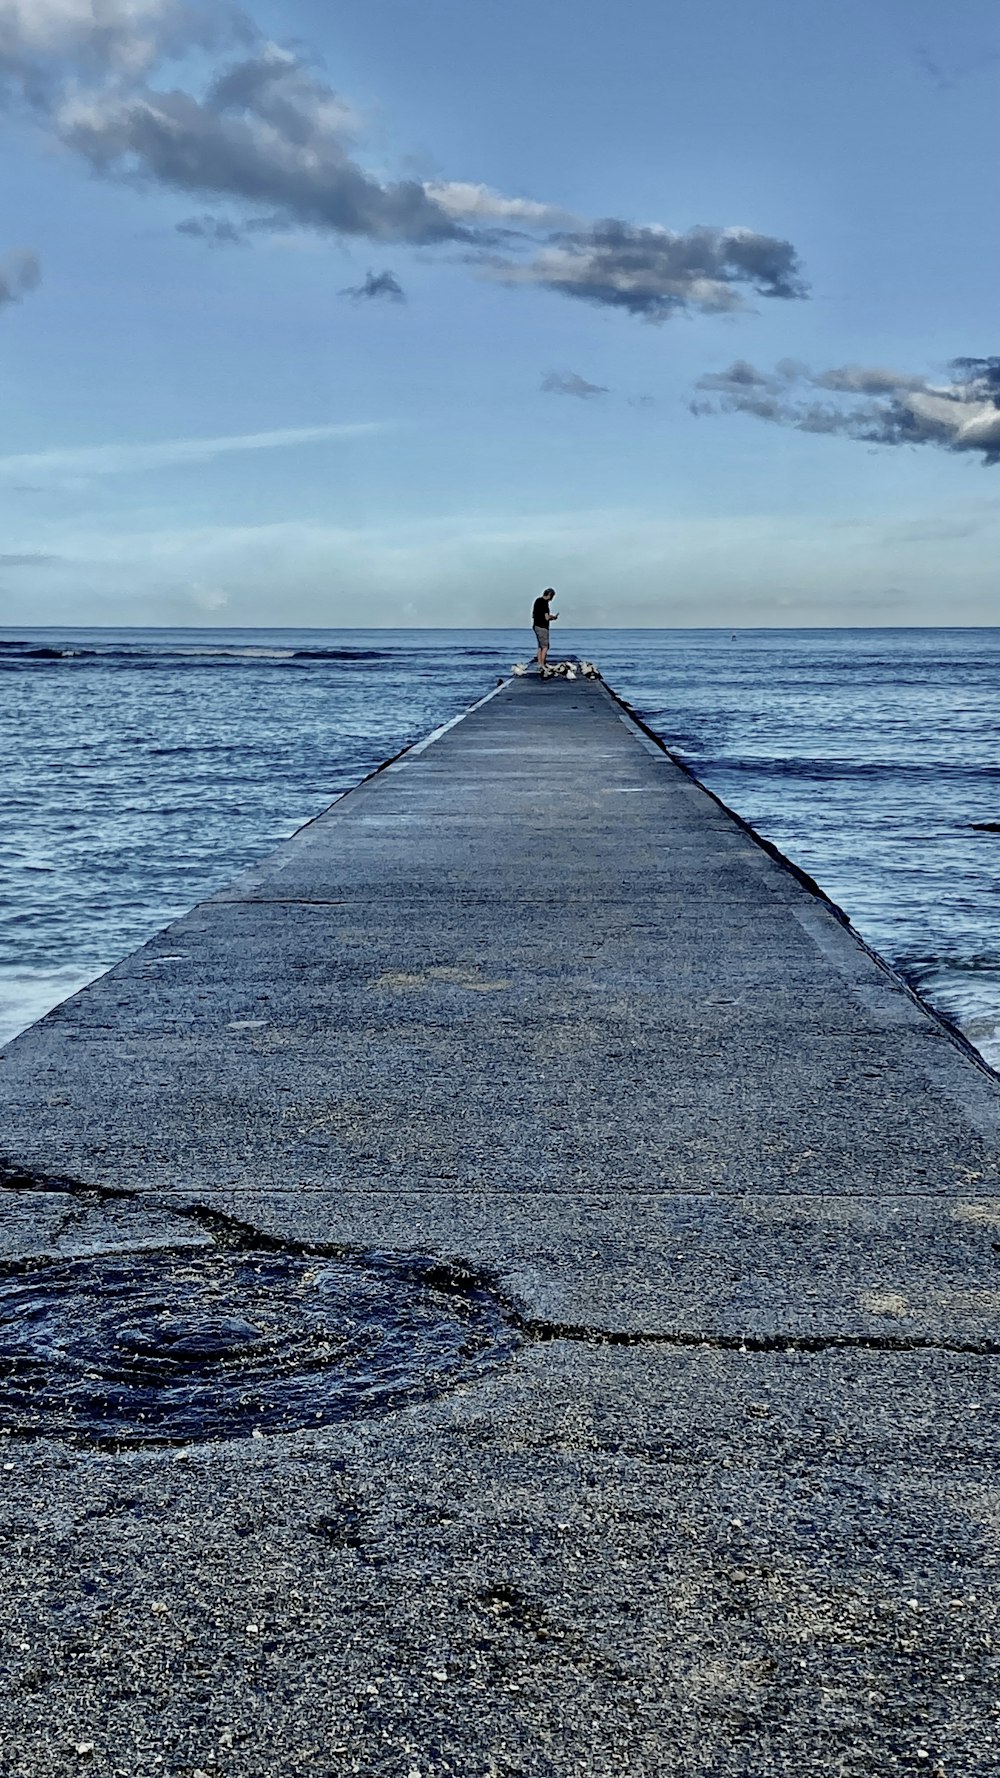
[533,626,550,647]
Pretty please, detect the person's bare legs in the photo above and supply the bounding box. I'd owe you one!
[536,638,549,669]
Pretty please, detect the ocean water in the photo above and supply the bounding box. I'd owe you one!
[2,625,1000,1068]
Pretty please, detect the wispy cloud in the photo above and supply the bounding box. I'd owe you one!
[340,269,405,303]
[541,370,608,399]
[913,41,1000,92]
[0,247,40,305]
[692,357,1000,464]
[0,0,806,325]
[0,550,62,564]
[0,421,386,481]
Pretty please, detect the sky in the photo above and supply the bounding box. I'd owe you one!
[1,0,1000,628]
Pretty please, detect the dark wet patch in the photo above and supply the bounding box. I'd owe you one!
[307,1505,367,1550]
[0,1242,519,1447]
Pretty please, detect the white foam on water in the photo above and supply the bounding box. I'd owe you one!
[0,965,107,1048]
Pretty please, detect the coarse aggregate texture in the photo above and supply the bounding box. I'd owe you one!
[2,675,1000,1775]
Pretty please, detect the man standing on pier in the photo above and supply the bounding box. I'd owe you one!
[532,587,558,669]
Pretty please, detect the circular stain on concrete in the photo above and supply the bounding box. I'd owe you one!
[0,1244,518,1446]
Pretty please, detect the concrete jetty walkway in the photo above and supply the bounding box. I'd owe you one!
[2,676,1000,1775]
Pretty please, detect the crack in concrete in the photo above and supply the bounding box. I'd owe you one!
[519,1319,1000,1356]
[4,1159,1000,1366]
[0,1160,133,1205]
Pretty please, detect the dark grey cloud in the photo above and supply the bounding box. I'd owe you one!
[57,46,474,245]
[953,356,1000,397]
[0,247,40,306]
[0,2,808,327]
[696,357,773,391]
[541,370,608,399]
[177,213,247,245]
[493,221,806,321]
[340,269,405,303]
[812,364,928,396]
[693,357,1000,463]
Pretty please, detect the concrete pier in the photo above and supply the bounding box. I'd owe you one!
[2,675,1000,1775]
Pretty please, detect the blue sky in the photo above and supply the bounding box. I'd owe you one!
[1,0,999,626]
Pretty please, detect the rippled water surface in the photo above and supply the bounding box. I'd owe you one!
[2,625,1000,1064]
[0,1237,517,1444]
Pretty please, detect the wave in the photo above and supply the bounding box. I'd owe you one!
[0,638,406,667]
[694,754,1000,783]
[0,642,94,659]
[148,743,246,756]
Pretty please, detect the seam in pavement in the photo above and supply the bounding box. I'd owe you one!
[5,1168,1000,1204]
[7,1177,1000,1202]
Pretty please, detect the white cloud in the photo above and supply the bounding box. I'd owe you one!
[0,0,197,80]
[425,181,580,229]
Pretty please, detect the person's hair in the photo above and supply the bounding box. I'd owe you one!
[543,587,555,596]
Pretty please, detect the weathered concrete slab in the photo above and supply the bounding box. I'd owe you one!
[2,675,1000,1775]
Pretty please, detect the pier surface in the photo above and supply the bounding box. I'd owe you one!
[2,676,1000,1775]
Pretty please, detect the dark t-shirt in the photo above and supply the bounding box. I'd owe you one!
[532,597,551,628]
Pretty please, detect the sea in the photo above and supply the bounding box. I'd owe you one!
[2,625,1000,1068]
